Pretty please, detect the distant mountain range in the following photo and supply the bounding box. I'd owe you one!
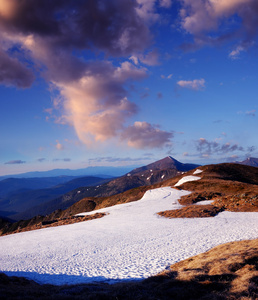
[1,156,258,222]
[0,165,138,180]
[0,176,110,219]
[3,156,199,221]
[1,159,258,237]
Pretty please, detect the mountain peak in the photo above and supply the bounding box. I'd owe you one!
[237,157,258,167]
[129,156,199,175]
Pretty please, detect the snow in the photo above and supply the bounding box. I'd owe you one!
[174,175,201,186]
[0,186,257,286]
[193,169,203,175]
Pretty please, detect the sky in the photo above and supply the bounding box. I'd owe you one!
[0,0,258,176]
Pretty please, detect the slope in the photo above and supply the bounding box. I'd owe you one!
[0,176,110,220]
[12,156,199,220]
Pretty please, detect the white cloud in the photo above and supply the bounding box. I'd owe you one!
[177,78,205,90]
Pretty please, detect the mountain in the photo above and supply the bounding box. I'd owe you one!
[10,156,200,220]
[237,157,258,167]
[0,176,110,220]
[128,156,199,175]
[0,176,81,198]
[0,165,138,180]
[2,162,258,236]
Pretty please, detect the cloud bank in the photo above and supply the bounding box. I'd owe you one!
[0,0,172,150]
[179,0,258,52]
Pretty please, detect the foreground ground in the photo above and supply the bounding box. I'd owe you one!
[1,238,257,299]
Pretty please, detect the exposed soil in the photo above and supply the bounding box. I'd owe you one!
[0,213,105,236]
[158,204,224,218]
[0,239,257,299]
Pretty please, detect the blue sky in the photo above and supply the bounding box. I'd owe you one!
[1,0,258,176]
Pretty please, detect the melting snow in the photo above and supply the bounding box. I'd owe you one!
[0,187,257,286]
[193,169,203,175]
[174,175,201,187]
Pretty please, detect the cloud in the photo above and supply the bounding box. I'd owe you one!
[121,121,173,149]
[37,158,46,162]
[177,78,205,90]
[88,156,152,164]
[157,92,163,99]
[238,109,256,117]
[159,0,172,9]
[229,45,245,59]
[196,138,244,157]
[54,61,147,146]
[136,0,160,23]
[53,158,71,162]
[5,160,26,164]
[0,0,152,57]
[138,49,160,66]
[0,48,34,88]
[179,0,258,51]
[246,110,256,117]
[161,74,173,79]
[55,140,64,150]
[0,1,174,149]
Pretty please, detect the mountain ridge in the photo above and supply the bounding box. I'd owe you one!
[7,156,199,220]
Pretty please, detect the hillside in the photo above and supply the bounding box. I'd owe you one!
[0,176,110,220]
[11,156,198,220]
[0,162,257,299]
[1,162,258,236]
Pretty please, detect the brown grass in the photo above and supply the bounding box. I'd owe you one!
[0,213,105,236]
[158,204,224,218]
[0,239,257,299]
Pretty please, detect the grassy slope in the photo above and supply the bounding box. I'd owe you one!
[2,163,258,235]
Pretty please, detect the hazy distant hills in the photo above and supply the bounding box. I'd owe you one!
[2,156,258,222]
[8,156,199,220]
[2,160,258,237]
[0,176,81,197]
[0,176,110,219]
[0,165,137,180]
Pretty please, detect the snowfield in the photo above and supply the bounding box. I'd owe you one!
[0,184,258,286]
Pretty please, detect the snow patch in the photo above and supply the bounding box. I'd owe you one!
[0,187,257,286]
[174,175,201,187]
[193,169,203,175]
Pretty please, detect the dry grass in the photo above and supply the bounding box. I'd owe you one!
[158,204,224,218]
[0,239,257,299]
[0,213,105,236]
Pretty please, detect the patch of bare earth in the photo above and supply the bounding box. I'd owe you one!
[0,213,105,236]
[158,204,224,218]
[0,239,257,299]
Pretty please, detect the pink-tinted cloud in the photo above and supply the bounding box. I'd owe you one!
[196,137,245,157]
[179,0,258,51]
[177,78,205,90]
[0,0,173,149]
[122,121,173,149]
[55,140,64,151]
